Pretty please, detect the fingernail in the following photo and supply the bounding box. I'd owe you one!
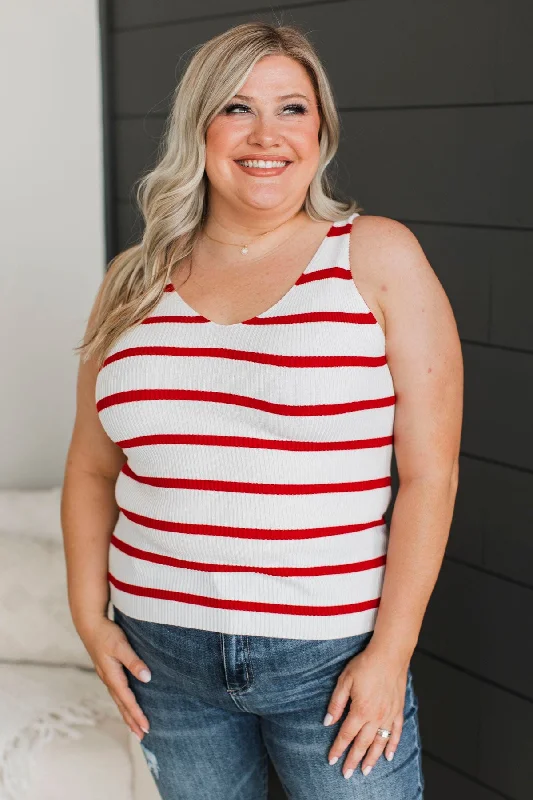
[323,713,334,726]
[386,751,395,761]
[139,669,151,683]
[328,756,338,766]
[344,768,354,780]
[141,726,149,734]
[363,765,372,776]
[134,732,142,742]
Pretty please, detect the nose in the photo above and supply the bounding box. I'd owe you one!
[247,113,283,149]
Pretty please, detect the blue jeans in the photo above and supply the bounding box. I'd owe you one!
[112,606,424,799]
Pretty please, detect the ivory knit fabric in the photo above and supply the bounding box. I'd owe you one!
[96,211,396,639]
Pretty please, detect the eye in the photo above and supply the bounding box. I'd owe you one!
[283,103,308,115]
[222,102,309,115]
[223,103,250,114]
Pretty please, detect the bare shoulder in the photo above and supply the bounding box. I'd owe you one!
[351,213,432,275]
[349,216,463,481]
[349,214,443,335]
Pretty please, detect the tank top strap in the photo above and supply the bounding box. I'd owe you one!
[305,210,359,278]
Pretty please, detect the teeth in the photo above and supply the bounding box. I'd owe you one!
[237,159,289,168]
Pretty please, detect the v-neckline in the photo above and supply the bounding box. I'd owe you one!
[167,219,337,328]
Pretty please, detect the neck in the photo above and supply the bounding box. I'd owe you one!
[203,196,305,242]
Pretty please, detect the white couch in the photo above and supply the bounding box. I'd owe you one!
[0,488,161,800]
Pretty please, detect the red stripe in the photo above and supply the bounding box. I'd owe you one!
[144,313,208,323]
[110,533,386,576]
[97,387,395,414]
[120,461,391,494]
[327,222,352,236]
[143,310,377,325]
[117,433,394,450]
[297,265,355,285]
[118,506,386,539]
[108,572,380,616]
[101,345,387,370]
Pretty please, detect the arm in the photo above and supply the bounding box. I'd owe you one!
[61,270,155,742]
[362,217,464,669]
[61,272,127,637]
[323,217,463,774]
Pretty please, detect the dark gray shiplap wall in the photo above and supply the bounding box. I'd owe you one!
[101,2,533,798]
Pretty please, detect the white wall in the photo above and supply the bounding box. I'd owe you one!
[0,1,105,488]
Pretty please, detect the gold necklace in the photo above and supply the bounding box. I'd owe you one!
[202,211,303,256]
[188,213,308,283]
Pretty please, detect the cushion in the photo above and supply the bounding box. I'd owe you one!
[0,663,128,800]
[0,531,94,668]
[0,487,63,542]
[24,718,133,800]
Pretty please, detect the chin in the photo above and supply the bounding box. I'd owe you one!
[239,184,291,202]
[240,196,290,211]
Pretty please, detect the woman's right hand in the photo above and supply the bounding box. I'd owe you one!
[77,615,152,741]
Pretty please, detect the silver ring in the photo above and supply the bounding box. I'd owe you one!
[376,728,392,739]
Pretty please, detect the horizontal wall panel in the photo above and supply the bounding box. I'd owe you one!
[411,652,482,777]
[462,343,533,471]
[496,0,533,103]
[408,224,533,352]
[478,680,533,799]
[112,0,533,113]
[418,559,533,698]
[489,227,533,351]
[446,456,484,567]
[338,105,533,228]
[449,455,533,585]
[405,223,490,343]
[112,0,508,117]
[117,200,144,250]
[115,117,165,201]
[113,16,226,116]
[112,0,317,28]
[412,651,533,793]
[423,757,503,800]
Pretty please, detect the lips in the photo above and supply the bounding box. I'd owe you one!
[235,156,293,163]
[233,159,293,177]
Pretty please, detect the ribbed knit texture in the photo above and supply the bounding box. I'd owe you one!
[95,211,396,639]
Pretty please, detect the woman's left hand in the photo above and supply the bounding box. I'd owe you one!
[323,646,409,779]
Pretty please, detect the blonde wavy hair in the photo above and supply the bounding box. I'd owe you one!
[77,21,363,368]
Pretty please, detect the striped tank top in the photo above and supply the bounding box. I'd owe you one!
[95,211,396,639]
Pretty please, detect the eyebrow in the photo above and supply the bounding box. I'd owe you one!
[232,93,310,102]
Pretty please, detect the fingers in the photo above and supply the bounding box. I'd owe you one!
[94,627,152,739]
[323,672,351,727]
[327,702,404,776]
[108,688,146,740]
[338,713,403,780]
[359,713,402,775]
[327,708,367,768]
[383,710,403,761]
[116,635,153,686]
[105,660,151,737]
[336,720,385,780]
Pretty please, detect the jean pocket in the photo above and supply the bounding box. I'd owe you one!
[345,629,374,653]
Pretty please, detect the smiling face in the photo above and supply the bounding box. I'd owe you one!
[204,54,322,219]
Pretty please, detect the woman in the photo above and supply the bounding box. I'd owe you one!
[62,21,463,799]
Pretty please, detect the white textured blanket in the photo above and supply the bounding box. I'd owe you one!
[0,664,122,800]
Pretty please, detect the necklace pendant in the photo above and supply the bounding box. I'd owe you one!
[241,245,248,255]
